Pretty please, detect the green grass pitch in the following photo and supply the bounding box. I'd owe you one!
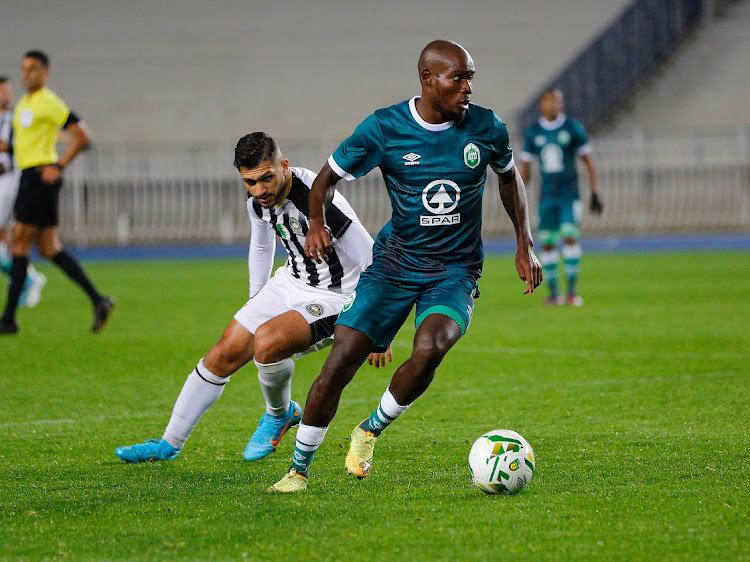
[2,251,748,559]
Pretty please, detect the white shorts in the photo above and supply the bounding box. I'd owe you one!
[0,172,20,229]
[234,267,349,359]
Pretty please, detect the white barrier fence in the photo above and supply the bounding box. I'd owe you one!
[59,130,750,246]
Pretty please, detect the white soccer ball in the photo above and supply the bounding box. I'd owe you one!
[468,429,536,494]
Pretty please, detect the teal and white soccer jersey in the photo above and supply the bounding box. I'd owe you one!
[329,96,514,279]
[519,113,591,198]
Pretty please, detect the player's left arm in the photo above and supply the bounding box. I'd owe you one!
[580,152,602,214]
[41,114,91,184]
[573,122,602,214]
[497,166,543,295]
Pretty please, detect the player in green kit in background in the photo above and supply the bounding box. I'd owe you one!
[520,88,602,306]
[268,39,542,492]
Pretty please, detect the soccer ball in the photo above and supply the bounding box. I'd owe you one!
[468,429,535,494]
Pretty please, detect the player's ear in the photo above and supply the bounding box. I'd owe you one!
[420,68,432,86]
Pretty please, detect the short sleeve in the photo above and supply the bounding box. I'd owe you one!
[571,120,592,155]
[489,112,514,174]
[328,113,384,181]
[324,204,353,240]
[48,91,71,129]
[522,127,538,156]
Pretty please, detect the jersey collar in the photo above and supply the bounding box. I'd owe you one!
[409,97,454,131]
[538,113,566,130]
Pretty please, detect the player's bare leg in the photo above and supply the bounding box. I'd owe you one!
[345,314,462,477]
[268,326,372,491]
[388,314,462,405]
[302,326,374,427]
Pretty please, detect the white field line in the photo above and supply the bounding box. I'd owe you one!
[0,371,743,431]
[393,340,750,361]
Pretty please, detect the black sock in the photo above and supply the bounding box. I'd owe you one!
[52,250,102,304]
[2,256,29,323]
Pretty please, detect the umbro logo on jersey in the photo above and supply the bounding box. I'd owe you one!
[402,152,421,166]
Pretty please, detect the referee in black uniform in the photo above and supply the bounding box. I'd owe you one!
[0,50,114,335]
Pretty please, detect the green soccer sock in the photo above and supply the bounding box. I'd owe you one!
[291,423,328,477]
[539,249,560,298]
[360,388,412,437]
[562,243,582,296]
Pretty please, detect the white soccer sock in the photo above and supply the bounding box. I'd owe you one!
[380,387,412,419]
[362,387,412,435]
[295,423,329,450]
[255,357,294,416]
[162,358,230,449]
[292,423,329,473]
[562,242,582,276]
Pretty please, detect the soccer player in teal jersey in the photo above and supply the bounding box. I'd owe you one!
[520,88,602,306]
[269,40,542,492]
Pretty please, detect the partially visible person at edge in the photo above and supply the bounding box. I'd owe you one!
[0,50,114,335]
[0,74,46,310]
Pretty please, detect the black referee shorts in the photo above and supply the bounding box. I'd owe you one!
[14,167,63,227]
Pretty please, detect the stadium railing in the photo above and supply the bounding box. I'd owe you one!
[60,128,749,247]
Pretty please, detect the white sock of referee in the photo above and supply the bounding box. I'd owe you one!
[255,358,295,416]
[162,358,229,450]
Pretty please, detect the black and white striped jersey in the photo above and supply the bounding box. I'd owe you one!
[0,110,15,174]
[246,166,373,296]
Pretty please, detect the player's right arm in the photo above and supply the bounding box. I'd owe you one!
[307,113,384,264]
[248,209,276,298]
[305,162,340,264]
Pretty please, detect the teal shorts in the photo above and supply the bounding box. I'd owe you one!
[336,268,479,352]
[538,195,583,244]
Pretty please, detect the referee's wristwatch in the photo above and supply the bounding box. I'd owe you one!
[53,162,64,171]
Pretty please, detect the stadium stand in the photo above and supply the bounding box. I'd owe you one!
[604,0,750,133]
[0,0,630,143]
[1,0,746,244]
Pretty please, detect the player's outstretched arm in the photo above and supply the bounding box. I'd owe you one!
[306,162,341,263]
[497,166,543,295]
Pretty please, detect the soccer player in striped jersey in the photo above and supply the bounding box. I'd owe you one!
[269,40,542,492]
[0,74,47,308]
[115,132,390,464]
[519,88,602,306]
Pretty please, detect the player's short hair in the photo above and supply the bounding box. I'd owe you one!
[24,50,50,68]
[0,75,9,84]
[540,87,563,101]
[234,132,281,170]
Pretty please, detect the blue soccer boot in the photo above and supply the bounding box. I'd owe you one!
[115,438,180,463]
[243,400,302,461]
